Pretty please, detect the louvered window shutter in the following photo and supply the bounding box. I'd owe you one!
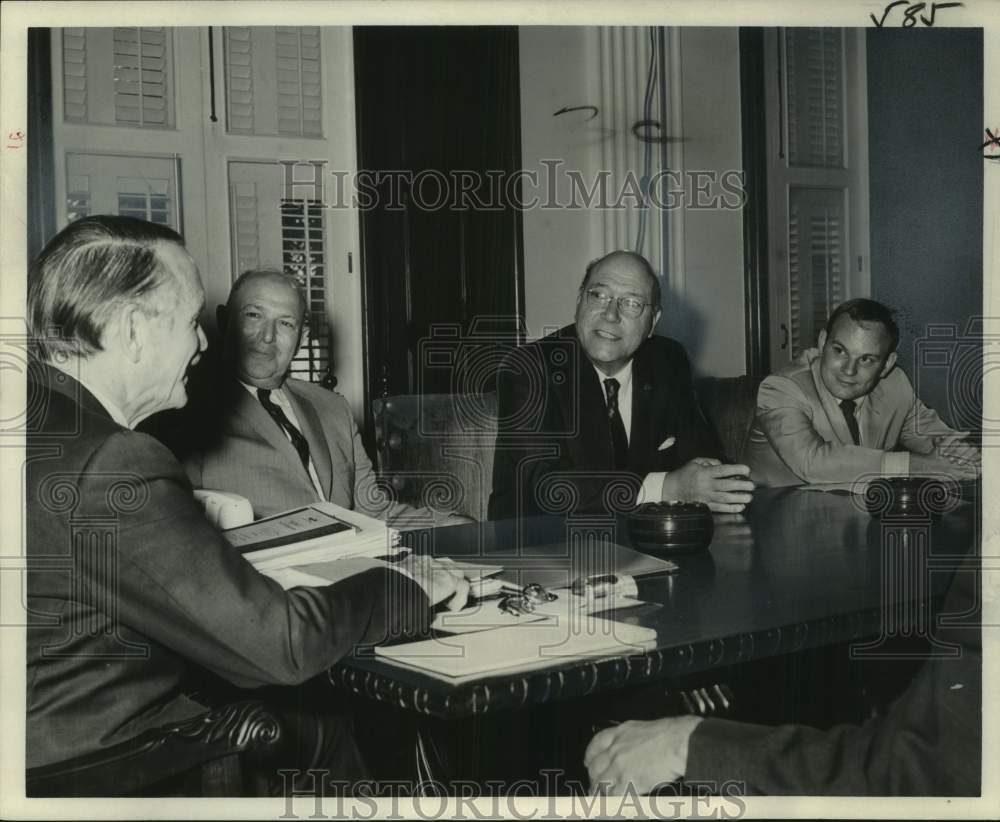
[785,28,843,169]
[766,27,866,368]
[788,189,845,356]
[61,28,174,128]
[224,27,323,137]
[227,161,331,383]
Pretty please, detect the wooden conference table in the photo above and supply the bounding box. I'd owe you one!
[331,485,978,723]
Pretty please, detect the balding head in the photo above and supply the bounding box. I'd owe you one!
[580,251,661,311]
[574,250,662,375]
[219,268,308,389]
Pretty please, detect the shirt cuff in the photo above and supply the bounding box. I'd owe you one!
[638,471,668,504]
[881,450,910,476]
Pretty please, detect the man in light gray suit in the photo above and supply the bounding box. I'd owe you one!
[744,299,980,487]
[177,269,457,526]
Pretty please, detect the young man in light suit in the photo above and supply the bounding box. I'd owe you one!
[175,268,463,527]
[745,298,980,487]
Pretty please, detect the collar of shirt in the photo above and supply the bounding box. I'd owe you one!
[807,351,870,444]
[592,360,634,442]
[240,380,301,421]
[51,361,131,428]
[809,358,870,414]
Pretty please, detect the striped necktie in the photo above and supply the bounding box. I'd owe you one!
[603,377,629,470]
[257,388,312,472]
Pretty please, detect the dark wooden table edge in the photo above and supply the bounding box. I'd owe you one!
[328,603,906,719]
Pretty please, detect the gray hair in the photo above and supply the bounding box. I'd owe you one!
[28,215,185,359]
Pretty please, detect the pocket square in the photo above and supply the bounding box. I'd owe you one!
[657,436,676,451]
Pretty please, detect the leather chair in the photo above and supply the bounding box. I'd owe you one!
[373,393,498,521]
[695,374,763,464]
[26,700,284,797]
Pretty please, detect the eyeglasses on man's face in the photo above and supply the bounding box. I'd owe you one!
[582,288,652,319]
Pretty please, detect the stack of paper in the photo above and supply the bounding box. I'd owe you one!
[228,502,401,575]
[376,617,656,683]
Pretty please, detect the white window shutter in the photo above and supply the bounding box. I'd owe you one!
[766,28,867,369]
[787,187,846,355]
[61,28,174,128]
[785,28,844,169]
[224,27,256,133]
[113,28,171,127]
[227,160,331,383]
[224,27,323,138]
[62,28,88,121]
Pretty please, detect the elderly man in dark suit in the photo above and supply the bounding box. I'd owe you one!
[172,267,461,526]
[25,216,468,790]
[488,250,754,519]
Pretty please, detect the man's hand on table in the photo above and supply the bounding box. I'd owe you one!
[395,555,471,610]
[661,458,755,513]
[911,448,980,481]
[585,715,703,795]
[928,433,981,479]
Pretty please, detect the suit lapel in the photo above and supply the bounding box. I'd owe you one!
[628,343,663,465]
[860,382,885,447]
[228,380,314,487]
[810,358,855,445]
[555,333,614,469]
[283,381,333,500]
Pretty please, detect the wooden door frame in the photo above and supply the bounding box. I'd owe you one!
[739,27,770,378]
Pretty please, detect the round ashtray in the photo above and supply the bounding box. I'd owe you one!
[862,476,960,519]
[628,501,714,556]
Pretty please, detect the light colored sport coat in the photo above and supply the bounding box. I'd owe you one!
[183,377,447,527]
[745,349,957,487]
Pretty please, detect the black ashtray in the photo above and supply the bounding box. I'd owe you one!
[628,501,714,556]
[861,476,961,519]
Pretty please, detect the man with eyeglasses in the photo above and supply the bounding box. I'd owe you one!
[488,250,754,519]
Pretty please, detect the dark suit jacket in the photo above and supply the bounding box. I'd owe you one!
[685,556,982,795]
[488,326,722,519]
[26,364,428,769]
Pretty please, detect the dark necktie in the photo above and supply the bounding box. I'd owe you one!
[839,398,861,446]
[603,378,629,470]
[257,388,312,473]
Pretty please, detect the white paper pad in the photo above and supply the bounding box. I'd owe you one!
[376,616,656,682]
